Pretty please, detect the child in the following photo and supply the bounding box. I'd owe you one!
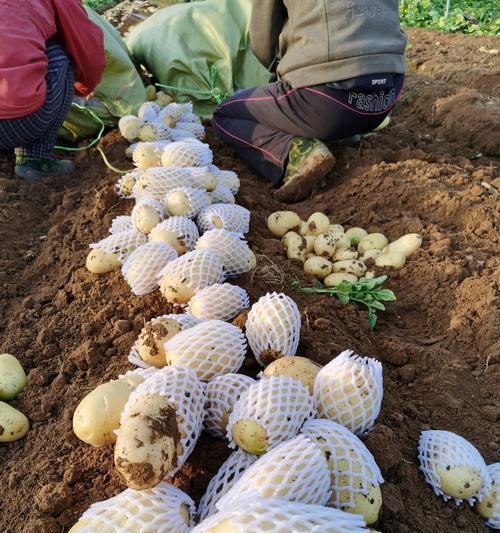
[213,0,407,203]
[0,0,105,180]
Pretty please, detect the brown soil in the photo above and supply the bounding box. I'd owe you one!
[0,29,499,533]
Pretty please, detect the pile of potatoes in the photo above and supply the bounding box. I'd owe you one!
[267,210,422,287]
[0,353,29,443]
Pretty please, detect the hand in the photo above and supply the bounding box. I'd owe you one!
[85,91,95,101]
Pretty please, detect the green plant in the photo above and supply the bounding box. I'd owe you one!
[292,275,397,329]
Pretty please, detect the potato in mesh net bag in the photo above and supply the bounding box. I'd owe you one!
[246,292,301,366]
[164,320,247,381]
[196,229,255,278]
[132,197,165,234]
[186,283,249,321]
[209,165,240,194]
[109,215,133,234]
[209,184,235,204]
[165,186,210,218]
[123,366,205,476]
[197,204,250,234]
[118,114,140,142]
[89,230,147,263]
[192,496,367,533]
[150,216,200,255]
[69,482,194,533]
[158,102,194,123]
[132,141,167,169]
[128,313,201,368]
[418,430,491,505]
[138,121,173,142]
[174,121,205,140]
[161,141,212,168]
[122,242,178,295]
[158,249,224,306]
[178,111,201,125]
[227,375,315,454]
[198,449,258,520]
[204,373,255,438]
[314,350,383,437]
[116,170,142,198]
[477,462,499,528]
[217,434,331,509]
[137,101,160,123]
[301,419,383,520]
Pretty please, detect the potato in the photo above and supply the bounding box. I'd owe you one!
[324,273,358,287]
[150,227,186,255]
[299,221,308,236]
[137,318,182,368]
[306,212,330,236]
[145,85,157,101]
[114,394,180,489]
[340,482,382,526]
[281,231,301,248]
[331,233,351,251]
[263,356,322,394]
[332,260,366,277]
[304,235,316,253]
[156,90,174,107]
[361,249,382,262]
[375,251,406,269]
[202,173,218,192]
[328,224,345,235]
[118,115,140,142]
[304,256,333,279]
[345,227,368,247]
[0,354,26,401]
[283,232,307,261]
[436,464,484,500]
[86,249,121,274]
[313,233,337,258]
[134,205,161,234]
[476,472,498,519]
[165,191,191,217]
[333,249,358,261]
[386,233,422,257]
[0,401,29,443]
[231,418,268,455]
[358,233,389,254]
[159,274,196,305]
[364,271,376,280]
[73,373,145,447]
[267,211,301,237]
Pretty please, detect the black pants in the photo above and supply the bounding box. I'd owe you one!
[212,73,404,184]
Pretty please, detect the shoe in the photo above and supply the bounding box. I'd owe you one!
[274,137,335,203]
[15,156,75,181]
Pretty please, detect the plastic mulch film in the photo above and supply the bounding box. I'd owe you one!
[116,170,143,198]
[192,496,367,533]
[137,101,160,123]
[174,122,205,140]
[124,366,206,475]
[70,482,194,533]
[149,216,200,254]
[313,350,383,437]
[482,463,499,529]
[89,230,147,263]
[121,242,178,295]
[196,229,254,278]
[301,418,384,509]
[217,435,331,509]
[128,313,201,368]
[203,373,255,437]
[209,184,235,204]
[165,187,210,218]
[198,449,258,520]
[418,430,491,505]
[227,376,315,451]
[132,141,165,169]
[209,165,240,194]
[164,320,247,381]
[109,215,134,234]
[196,204,250,234]
[186,283,249,321]
[246,292,301,366]
[131,197,165,234]
[161,141,213,168]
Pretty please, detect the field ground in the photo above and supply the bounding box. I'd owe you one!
[0,28,499,532]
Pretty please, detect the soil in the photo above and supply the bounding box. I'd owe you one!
[0,28,499,533]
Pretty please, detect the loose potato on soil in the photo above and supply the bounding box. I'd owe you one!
[375,251,406,269]
[304,255,333,278]
[0,353,26,401]
[332,259,367,277]
[86,249,121,274]
[0,401,29,443]
[361,249,382,262]
[137,317,182,368]
[333,248,358,261]
[306,212,330,236]
[386,233,422,257]
[324,272,358,287]
[263,356,322,394]
[282,232,307,261]
[345,227,368,246]
[358,233,389,254]
[314,233,337,258]
[267,211,301,237]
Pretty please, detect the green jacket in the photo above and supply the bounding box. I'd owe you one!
[250,0,407,87]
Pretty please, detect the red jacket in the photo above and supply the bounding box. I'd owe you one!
[0,0,105,119]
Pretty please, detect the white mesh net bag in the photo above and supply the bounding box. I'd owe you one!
[128,313,201,368]
[479,463,499,529]
[178,111,201,124]
[164,320,247,381]
[150,216,200,255]
[131,197,165,234]
[70,482,195,533]
[169,129,199,142]
[138,101,160,123]
[116,170,142,198]
[192,496,367,533]
[227,376,315,453]
[174,122,205,140]
[89,230,147,263]
[196,229,255,278]
[246,292,301,366]
[132,142,164,169]
[209,165,240,194]
[139,121,173,142]
[209,184,235,204]
[198,449,258,520]
[161,141,213,168]
[197,204,250,234]
[204,373,256,438]
[109,215,133,234]
[121,242,178,295]
[217,435,331,508]
[418,430,491,505]
[118,366,160,381]
[186,283,249,321]
[140,166,211,199]
[159,102,193,123]
[158,249,224,306]
[124,366,206,475]
[301,419,384,509]
[165,187,210,218]
[313,350,383,437]
[118,114,140,142]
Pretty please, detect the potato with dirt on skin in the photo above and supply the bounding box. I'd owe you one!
[137,318,182,368]
[328,224,344,236]
[0,353,26,401]
[330,232,351,251]
[304,255,333,279]
[333,248,358,261]
[134,204,162,234]
[267,211,301,237]
[263,356,322,394]
[345,227,368,247]
[298,220,308,236]
[375,251,406,269]
[324,272,358,287]
[313,233,337,258]
[114,393,180,489]
[332,259,366,277]
[0,401,29,443]
[339,481,382,526]
[231,419,269,456]
[436,464,484,500]
[283,232,307,261]
[86,249,121,274]
[385,233,422,257]
[306,212,330,236]
[361,249,382,263]
[358,233,389,254]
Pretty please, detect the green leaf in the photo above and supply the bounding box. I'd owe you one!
[337,293,350,305]
[368,312,377,329]
[373,289,397,302]
[370,300,386,311]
